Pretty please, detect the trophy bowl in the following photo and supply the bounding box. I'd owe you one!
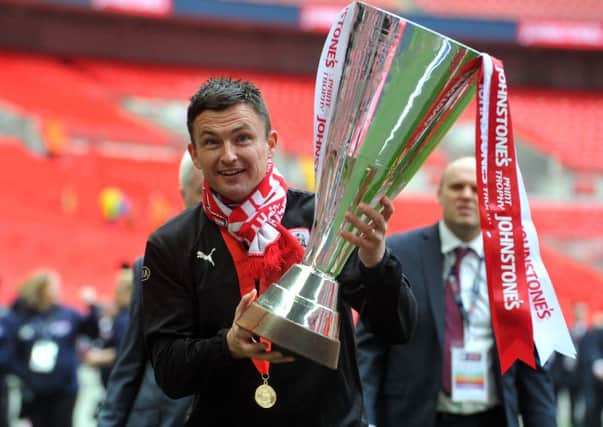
[237,1,481,369]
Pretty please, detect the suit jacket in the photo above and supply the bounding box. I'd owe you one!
[98,257,192,427]
[356,224,556,427]
[580,327,603,391]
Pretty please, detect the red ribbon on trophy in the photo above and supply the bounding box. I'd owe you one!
[476,54,575,373]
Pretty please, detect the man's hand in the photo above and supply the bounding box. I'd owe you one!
[340,196,394,269]
[226,289,295,363]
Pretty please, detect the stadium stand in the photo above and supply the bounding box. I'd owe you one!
[509,90,603,173]
[2,52,601,174]
[0,2,601,425]
[0,1,600,331]
[0,138,180,306]
[0,52,176,149]
[454,93,603,174]
[413,0,603,21]
[74,58,317,156]
[204,0,603,22]
[1,135,601,314]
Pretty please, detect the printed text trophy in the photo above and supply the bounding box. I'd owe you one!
[237,1,481,369]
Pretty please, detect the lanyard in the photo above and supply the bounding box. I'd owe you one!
[448,256,483,327]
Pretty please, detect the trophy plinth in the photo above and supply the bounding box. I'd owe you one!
[237,264,341,369]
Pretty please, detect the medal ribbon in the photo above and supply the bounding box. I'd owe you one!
[221,224,303,376]
[221,229,271,376]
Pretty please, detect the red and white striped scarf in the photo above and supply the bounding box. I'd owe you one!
[202,161,304,294]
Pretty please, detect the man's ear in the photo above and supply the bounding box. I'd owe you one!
[267,130,278,157]
[436,186,445,208]
[187,143,200,169]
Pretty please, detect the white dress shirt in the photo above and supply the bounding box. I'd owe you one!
[437,220,500,414]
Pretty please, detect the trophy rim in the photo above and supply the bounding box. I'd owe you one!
[354,1,481,57]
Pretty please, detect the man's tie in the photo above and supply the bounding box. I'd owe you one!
[442,246,469,396]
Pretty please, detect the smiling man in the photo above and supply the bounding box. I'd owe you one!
[141,77,417,427]
[356,156,556,427]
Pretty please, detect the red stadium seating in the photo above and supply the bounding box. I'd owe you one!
[0,141,603,310]
[209,0,603,21]
[0,53,175,146]
[75,58,318,157]
[1,139,601,316]
[232,0,397,10]
[457,90,603,173]
[78,59,603,172]
[413,0,603,21]
[3,53,601,172]
[509,90,603,172]
[0,139,181,307]
[1,53,602,318]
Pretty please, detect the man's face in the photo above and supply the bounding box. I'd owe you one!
[188,104,276,203]
[437,159,480,241]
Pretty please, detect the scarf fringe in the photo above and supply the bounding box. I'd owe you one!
[238,228,304,293]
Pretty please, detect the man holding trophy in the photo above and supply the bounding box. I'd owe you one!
[141,77,417,427]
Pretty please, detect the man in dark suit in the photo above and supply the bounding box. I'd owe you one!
[97,151,201,427]
[550,302,589,427]
[581,312,603,427]
[356,156,557,427]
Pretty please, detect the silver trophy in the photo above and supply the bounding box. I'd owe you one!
[237,1,481,369]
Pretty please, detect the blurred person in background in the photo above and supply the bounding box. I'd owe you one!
[10,269,100,427]
[84,265,133,388]
[11,273,41,317]
[141,77,416,426]
[356,157,556,427]
[0,297,15,427]
[97,150,202,427]
[178,148,205,210]
[581,311,603,427]
[551,302,589,427]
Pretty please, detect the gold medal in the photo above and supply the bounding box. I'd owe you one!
[254,376,277,409]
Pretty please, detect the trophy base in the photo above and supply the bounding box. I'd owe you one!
[237,301,341,369]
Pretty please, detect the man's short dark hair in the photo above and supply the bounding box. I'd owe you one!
[186,77,272,143]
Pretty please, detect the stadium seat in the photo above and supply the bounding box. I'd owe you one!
[414,0,603,21]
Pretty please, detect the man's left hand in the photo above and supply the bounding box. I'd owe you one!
[340,196,394,269]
